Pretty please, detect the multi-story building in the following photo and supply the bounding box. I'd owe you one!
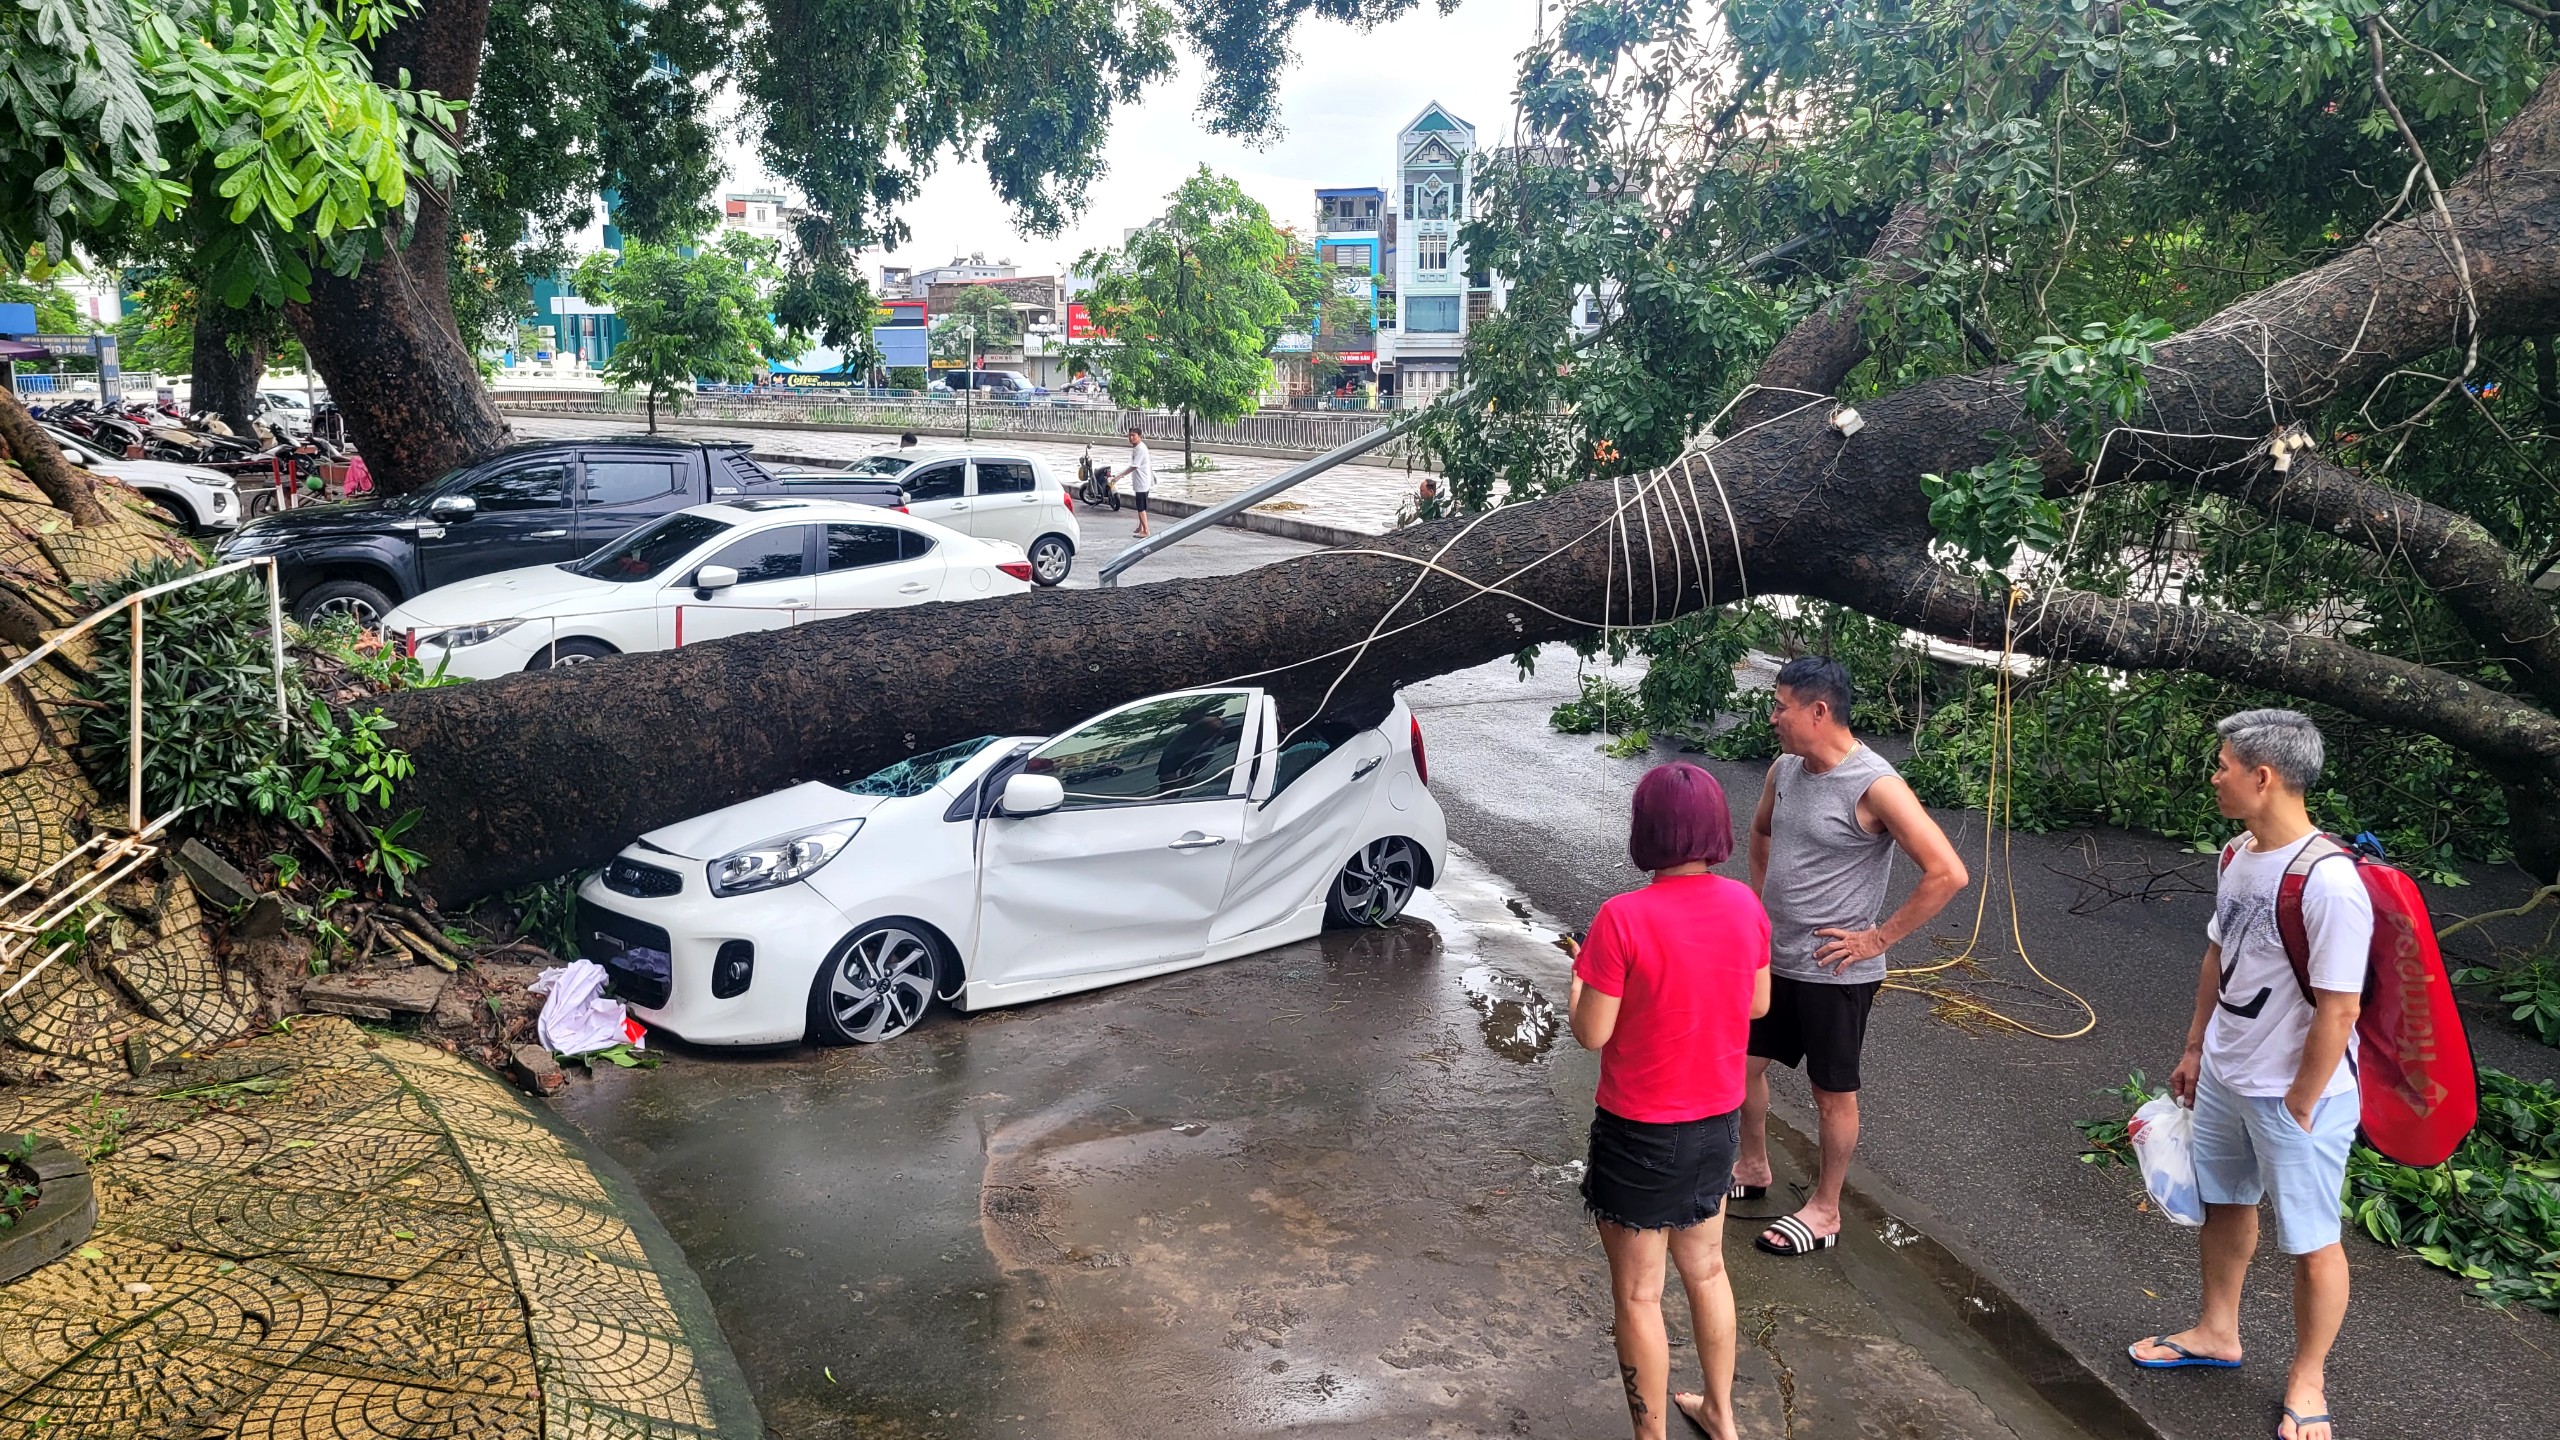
[924,274,1078,386]
[718,192,798,247]
[1384,103,1477,405]
[1308,187,1387,396]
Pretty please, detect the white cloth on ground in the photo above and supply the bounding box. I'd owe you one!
[527,959,641,1056]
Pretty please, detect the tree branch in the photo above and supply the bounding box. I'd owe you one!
[2187,453,2560,713]
[0,388,107,527]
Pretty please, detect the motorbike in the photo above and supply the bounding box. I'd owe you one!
[1074,460,1123,511]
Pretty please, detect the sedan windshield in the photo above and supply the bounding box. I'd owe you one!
[567,512,734,582]
[842,455,914,477]
[845,736,999,797]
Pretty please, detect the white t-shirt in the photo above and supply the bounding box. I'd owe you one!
[1128,440,1153,494]
[2203,834,2372,1099]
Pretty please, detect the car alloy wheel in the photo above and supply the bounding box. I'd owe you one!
[1329,836,1421,928]
[1028,535,1073,586]
[817,923,940,1043]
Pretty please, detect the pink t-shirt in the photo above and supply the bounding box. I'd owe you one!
[1573,873,1771,1122]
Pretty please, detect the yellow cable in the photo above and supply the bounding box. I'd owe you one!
[1884,588,2097,1041]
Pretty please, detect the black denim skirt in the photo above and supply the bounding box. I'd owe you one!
[1581,1105,1741,1231]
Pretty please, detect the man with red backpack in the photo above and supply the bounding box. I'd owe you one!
[2128,709,2366,1440]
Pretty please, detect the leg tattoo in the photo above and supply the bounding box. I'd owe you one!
[1620,1361,1649,1419]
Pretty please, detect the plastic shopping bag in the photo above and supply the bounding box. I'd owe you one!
[2128,1094,2205,1227]
[527,959,639,1057]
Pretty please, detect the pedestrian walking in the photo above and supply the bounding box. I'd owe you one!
[1734,656,1967,1256]
[1568,762,1771,1440]
[1126,426,1154,538]
[2127,709,2370,1440]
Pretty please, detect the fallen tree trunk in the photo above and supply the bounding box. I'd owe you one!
[382,75,2560,900]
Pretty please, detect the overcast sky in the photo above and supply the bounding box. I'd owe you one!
[734,0,1548,279]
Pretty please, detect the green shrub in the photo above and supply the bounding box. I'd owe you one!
[76,557,292,825]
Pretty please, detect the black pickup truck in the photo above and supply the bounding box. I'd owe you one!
[214,438,904,622]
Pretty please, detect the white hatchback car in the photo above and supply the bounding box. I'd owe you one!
[382,498,1032,679]
[837,445,1080,586]
[572,687,1448,1046]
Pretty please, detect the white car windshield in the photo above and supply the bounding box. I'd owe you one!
[845,736,1000,797]
[567,512,735,582]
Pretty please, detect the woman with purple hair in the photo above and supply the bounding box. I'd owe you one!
[1567,762,1773,1440]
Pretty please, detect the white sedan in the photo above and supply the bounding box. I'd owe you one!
[571,687,1448,1046]
[381,498,1032,679]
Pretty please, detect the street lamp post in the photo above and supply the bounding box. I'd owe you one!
[964,318,977,440]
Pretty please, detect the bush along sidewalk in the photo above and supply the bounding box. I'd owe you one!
[2080,1071,2560,1314]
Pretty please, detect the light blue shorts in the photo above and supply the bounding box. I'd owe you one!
[2191,1067,2356,1254]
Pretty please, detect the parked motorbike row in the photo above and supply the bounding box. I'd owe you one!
[28,397,354,488]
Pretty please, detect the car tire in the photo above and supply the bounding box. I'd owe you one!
[523,637,618,671]
[806,920,948,1045]
[1027,534,1074,587]
[137,493,198,534]
[1325,836,1424,929]
[294,579,396,626]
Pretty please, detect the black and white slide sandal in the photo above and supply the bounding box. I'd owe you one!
[1753,1214,1840,1256]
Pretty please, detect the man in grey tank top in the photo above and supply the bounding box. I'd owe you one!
[1736,656,1968,1257]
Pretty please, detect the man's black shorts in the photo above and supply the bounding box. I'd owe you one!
[1747,976,1882,1092]
[1131,491,1151,512]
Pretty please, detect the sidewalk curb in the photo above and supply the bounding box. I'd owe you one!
[749,446,1384,551]
[1762,1094,2168,1440]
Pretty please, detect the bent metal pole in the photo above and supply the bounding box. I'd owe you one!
[1096,388,1467,588]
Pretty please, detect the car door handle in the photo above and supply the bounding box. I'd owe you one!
[1167,833,1228,851]
[898,582,930,594]
[528,529,568,539]
[950,501,969,510]
[1351,757,1383,780]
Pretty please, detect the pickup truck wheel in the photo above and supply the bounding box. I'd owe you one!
[294,579,394,626]
[1028,534,1074,586]
[525,637,618,671]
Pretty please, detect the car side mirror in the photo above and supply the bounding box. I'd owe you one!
[692,564,738,600]
[1000,772,1064,817]
[429,494,477,521]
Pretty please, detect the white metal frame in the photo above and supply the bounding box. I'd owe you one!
[0,557,289,1000]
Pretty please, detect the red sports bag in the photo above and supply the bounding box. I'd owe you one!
[2221,833,2479,1168]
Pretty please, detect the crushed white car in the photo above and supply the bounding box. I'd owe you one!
[572,687,1448,1045]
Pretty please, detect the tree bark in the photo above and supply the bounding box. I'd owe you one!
[190,304,270,439]
[0,388,107,526]
[380,74,2560,901]
[285,0,512,497]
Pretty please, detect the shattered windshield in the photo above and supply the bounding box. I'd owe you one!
[846,736,1000,797]
[567,513,734,582]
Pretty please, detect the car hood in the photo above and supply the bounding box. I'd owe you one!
[638,783,887,860]
[382,564,616,628]
[94,457,231,489]
[222,497,412,545]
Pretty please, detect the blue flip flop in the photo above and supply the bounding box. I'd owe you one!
[2278,1406,2333,1439]
[2127,1335,2242,1370]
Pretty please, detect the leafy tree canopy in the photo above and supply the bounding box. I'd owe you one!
[572,233,795,429]
[1432,0,2559,874]
[931,282,1026,360]
[1073,167,1308,429]
[0,0,461,306]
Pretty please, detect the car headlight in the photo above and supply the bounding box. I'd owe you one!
[419,619,527,649]
[707,820,862,897]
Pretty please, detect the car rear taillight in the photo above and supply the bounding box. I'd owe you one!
[998,561,1033,582]
[1410,714,1428,787]
[1061,488,1074,513]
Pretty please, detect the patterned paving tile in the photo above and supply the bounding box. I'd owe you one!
[0,1018,746,1438]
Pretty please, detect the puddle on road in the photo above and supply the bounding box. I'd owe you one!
[1457,964,1560,1063]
